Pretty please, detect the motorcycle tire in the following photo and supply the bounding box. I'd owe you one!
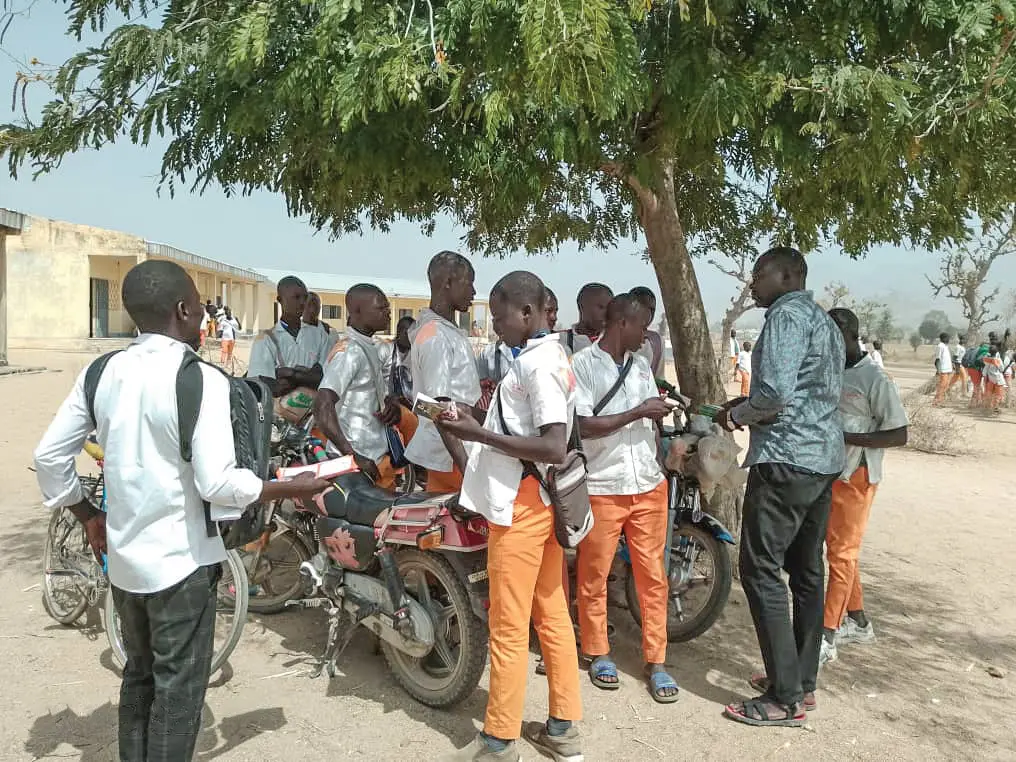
[244,528,315,615]
[626,521,732,643]
[381,549,488,708]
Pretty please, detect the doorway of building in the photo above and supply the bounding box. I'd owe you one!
[89,278,110,338]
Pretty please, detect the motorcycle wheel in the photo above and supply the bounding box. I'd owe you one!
[244,527,315,615]
[381,549,488,708]
[626,521,732,643]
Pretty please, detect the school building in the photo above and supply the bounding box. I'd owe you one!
[256,268,491,337]
[0,210,275,350]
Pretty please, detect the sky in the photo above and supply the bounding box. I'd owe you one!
[3,2,1016,328]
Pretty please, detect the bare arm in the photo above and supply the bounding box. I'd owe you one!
[313,389,355,457]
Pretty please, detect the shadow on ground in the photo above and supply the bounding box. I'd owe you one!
[248,607,489,751]
[24,702,285,761]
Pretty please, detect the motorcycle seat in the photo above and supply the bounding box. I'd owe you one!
[321,472,397,526]
[393,490,457,507]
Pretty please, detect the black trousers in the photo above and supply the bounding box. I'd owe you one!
[112,564,219,762]
[739,463,835,707]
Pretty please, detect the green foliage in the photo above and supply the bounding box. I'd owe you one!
[3,0,1016,260]
[919,308,955,341]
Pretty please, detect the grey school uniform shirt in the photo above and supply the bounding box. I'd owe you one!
[730,290,845,476]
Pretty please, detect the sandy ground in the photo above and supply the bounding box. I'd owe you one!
[1,345,1014,762]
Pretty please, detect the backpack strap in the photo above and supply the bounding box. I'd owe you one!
[493,342,502,381]
[592,356,634,416]
[262,328,284,367]
[566,330,575,354]
[83,350,124,426]
[175,351,222,538]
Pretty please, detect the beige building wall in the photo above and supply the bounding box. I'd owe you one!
[6,216,145,341]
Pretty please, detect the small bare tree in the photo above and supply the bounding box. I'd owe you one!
[710,249,755,365]
[822,281,853,309]
[927,211,1016,343]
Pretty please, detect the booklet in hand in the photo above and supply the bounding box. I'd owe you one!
[413,393,457,423]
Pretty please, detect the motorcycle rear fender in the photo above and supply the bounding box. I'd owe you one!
[439,549,490,623]
[695,512,736,544]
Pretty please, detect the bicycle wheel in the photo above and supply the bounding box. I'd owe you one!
[42,507,92,625]
[105,550,248,675]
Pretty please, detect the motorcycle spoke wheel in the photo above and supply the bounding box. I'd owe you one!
[380,549,488,708]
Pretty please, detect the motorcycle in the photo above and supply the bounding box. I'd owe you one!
[621,388,735,641]
[282,446,491,708]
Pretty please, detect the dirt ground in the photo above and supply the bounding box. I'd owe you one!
[1,345,1013,762]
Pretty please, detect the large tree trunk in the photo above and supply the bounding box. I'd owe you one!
[631,156,742,540]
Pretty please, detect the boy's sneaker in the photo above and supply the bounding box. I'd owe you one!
[837,617,876,645]
[443,735,520,762]
[819,637,838,667]
[523,721,584,762]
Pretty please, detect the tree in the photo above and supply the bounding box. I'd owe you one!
[854,299,884,339]
[875,307,896,343]
[909,332,923,352]
[822,282,853,310]
[927,211,1016,342]
[918,309,954,342]
[6,1,1016,535]
[1003,289,1016,330]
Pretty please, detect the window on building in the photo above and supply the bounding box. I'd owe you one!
[324,305,343,320]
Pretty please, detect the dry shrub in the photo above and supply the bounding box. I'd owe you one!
[902,392,969,455]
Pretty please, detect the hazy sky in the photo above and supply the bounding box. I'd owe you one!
[3,2,1015,328]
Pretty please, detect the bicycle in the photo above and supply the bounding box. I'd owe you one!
[41,443,250,674]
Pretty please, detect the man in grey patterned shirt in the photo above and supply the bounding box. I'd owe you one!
[717,246,845,728]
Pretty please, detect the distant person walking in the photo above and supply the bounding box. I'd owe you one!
[729,329,740,377]
[982,341,1008,415]
[736,341,753,397]
[717,246,845,729]
[949,335,968,396]
[218,307,241,364]
[821,309,908,667]
[933,332,953,405]
[870,340,885,370]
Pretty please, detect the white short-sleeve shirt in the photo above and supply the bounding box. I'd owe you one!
[459,335,576,526]
[560,327,597,358]
[247,321,333,380]
[219,317,240,341]
[935,342,953,374]
[405,309,482,472]
[736,350,752,373]
[839,354,909,484]
[319,328,389,463]
[572,345,664,496]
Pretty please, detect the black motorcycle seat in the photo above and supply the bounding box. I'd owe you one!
[393,490,456,507]
[321,472,397,526]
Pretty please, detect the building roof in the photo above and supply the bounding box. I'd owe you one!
[0,208,27,233]
[147,241,268,283]
[256,268,464,301]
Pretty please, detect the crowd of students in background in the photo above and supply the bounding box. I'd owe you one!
[935,330,1013,413]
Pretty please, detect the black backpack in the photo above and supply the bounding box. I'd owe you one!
[83,349,273,549]
[960,346,979,369]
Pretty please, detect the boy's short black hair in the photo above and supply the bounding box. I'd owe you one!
[122,260,193,330]
[576,282,612,308]
[491,271,547,310]
[605,293,646,324]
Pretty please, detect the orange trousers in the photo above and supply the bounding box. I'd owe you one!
[736,369,751,397]
[426,466,462,493]
[219,339,236,363]
[577,480,669,664]
[823,467,877,631]
[984,380,1006,410]
[968,369,984,406]
[485,478,581,739]
[375,406,419,490]
[933,372,952,404]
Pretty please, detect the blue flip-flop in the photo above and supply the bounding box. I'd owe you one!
[647,668,680,704]
[589,655,621,690]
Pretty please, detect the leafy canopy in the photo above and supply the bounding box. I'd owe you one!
[4,0,1016,259]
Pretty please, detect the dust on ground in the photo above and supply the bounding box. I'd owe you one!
[1,346,1013,762]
